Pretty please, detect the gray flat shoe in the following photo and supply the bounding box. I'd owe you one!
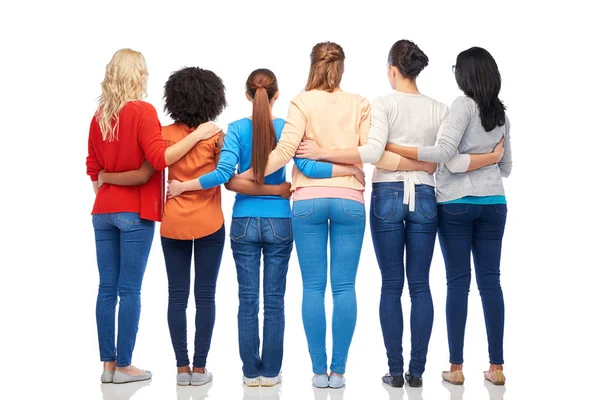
[113,369,152,384]
[101,370,115,383]
[191,370,213,386]
[177,372,191,386]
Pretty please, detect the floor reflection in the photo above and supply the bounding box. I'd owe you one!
[405,385,424,400]
[311,386,346,400]
[100,380,151,400]
[176,381,213,400]
[442,380,465,400]
[242,383,281,400]
[381,382,405,400]
[484,381,506,400]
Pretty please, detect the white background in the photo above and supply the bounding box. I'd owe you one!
[1,0,599,399]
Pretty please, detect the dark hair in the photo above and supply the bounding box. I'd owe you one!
[163,67,226,128]
[246,69,278,184]
[388,39,429,79]
[454,47,506,132]
[305,42,345,92]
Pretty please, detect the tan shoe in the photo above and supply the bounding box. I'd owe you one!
[441,370,464,385]
[484,370,505,385]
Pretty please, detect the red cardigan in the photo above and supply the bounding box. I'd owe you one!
[86,101,168,222]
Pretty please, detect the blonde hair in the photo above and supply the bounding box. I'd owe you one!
[96,49,148,141]
[305,42,345,92]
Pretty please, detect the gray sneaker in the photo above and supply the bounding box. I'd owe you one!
[312,374,329,388]
[191,370,213,386]
[177,372,191,386]
[328,375,345,389]
[101,370,114,383]
[113,369,152,384]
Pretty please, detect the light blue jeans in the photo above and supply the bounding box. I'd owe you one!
[292,198,366,375]
[93,212,155,367]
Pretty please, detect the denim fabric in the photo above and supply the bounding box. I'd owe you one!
[370,182,437,377]
[438,203,507,365]
[292,198,366,375]
[230,217,293,378]
[93,212,155,368]
[161,225,225,368]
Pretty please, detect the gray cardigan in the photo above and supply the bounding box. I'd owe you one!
[418,96,512,203]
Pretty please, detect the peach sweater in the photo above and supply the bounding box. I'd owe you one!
[264,90,371,191]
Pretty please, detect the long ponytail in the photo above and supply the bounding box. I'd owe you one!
[246,69,279,184]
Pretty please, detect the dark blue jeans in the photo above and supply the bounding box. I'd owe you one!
[438,203,507,365]
[370,183,437,377]
[161,225,225,368]
[230,217,293,379]
[93,212,155,368]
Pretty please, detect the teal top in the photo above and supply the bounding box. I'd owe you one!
[439,195,507,205]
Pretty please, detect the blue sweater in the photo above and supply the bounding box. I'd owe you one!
[199,118,333,218]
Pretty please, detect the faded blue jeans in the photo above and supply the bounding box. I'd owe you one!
[292,198,366,375]
[370,182,437,378]
[93,212,155,367]
[230,217,293,379]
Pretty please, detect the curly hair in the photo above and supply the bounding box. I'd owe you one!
[163,67,227,128]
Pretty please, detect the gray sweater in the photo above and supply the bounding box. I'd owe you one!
[418,96,512,203]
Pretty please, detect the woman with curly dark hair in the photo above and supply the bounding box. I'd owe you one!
[100,66,238,386]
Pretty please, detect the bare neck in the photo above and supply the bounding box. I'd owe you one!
[395,77,420,94]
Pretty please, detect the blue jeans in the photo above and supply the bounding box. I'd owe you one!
[230,218,293,378]
[161,225,225,368]
[370,183,437,377]
[93,212,155,367]
[438,203,507,365]
[292,198,366,375]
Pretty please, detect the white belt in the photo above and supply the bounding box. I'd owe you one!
[398,171,421,212]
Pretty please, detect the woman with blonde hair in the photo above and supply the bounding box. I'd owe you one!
[238,42,368,389]
[86,49,219,384]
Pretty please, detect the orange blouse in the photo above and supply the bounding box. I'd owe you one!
[160,123,224,240]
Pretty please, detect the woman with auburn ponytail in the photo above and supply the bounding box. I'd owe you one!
[168,69,356,387]
[238,42,371,389]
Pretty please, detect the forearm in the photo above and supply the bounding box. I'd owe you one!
[100,170,149,186]
[178,179,203,193]
[465,153,500,172]
[224,177,283,196]
[164,133,202,166]
[375,150,433,172]
[321,147,362,164]
[385,143,419,160]
[294,158,333,179]
[331,164,358,177]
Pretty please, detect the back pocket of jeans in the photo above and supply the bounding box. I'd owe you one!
[230,218,250,240]
[342,199,365,219]
[441,204,471,216]
[115,212,142,226]
[293,200,314,219]
[372,192,398,220]
[269,218,293,241]
[416,193,438,220]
